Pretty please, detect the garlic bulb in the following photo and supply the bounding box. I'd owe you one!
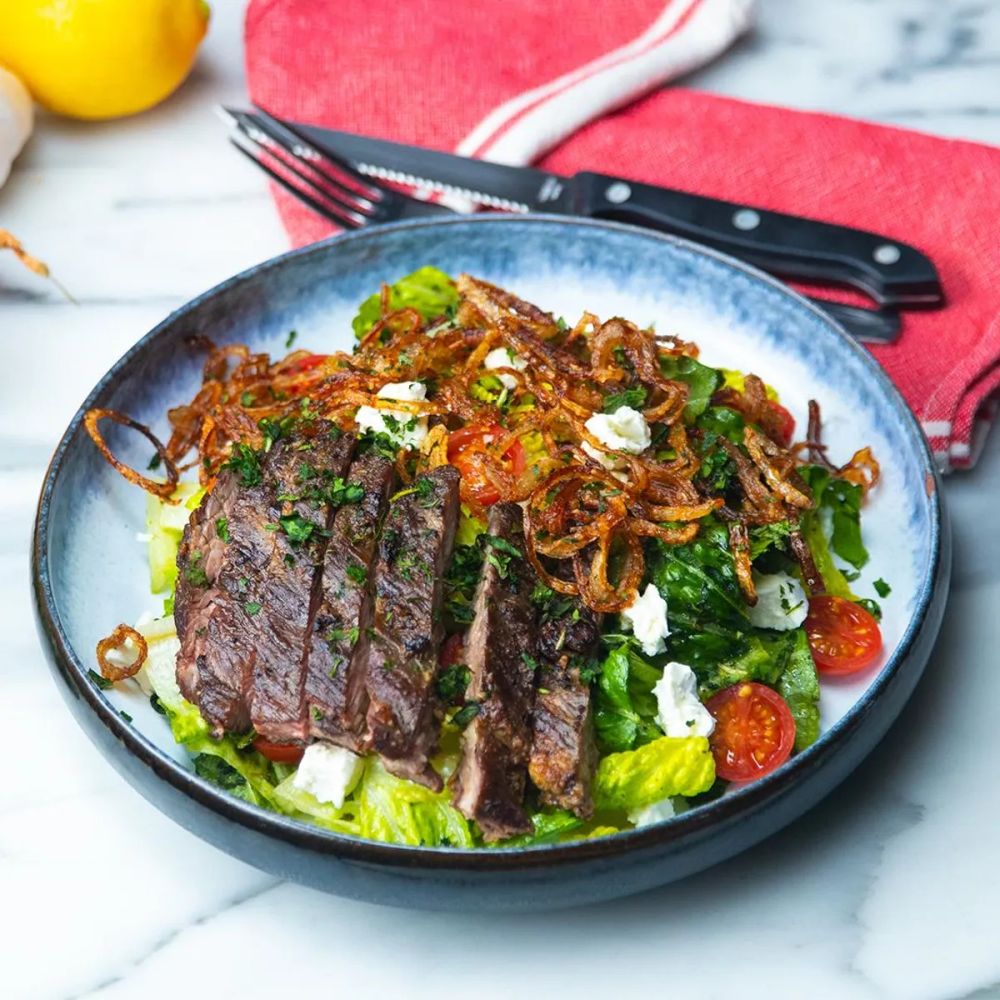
[0,65,33,189]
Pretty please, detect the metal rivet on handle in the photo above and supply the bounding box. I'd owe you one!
[732,209,761,231]
[874,243,901,265]
[605,182,631,204]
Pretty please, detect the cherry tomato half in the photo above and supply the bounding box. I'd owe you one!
[706,681,796,782]
[253,738,305,765]
[764,399,796,448]
[805,594,883,676]
[439,633,465,667]
[447,423,526,507]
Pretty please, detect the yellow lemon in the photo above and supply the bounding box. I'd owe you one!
[0,0,210,120]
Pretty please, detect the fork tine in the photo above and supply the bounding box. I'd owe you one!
[244,106,386,207]
[226,109,379,217]
[229,133,366,230]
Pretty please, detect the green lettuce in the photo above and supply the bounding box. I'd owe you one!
[494,810,586,848]
[777,629,821,751]
[595,736,715,811]
[356,759,473,847]
[659,355,723,420]
[594,643,662,753]
[272,774,361,835]
[798,466,868,597]
[351,266,459,339]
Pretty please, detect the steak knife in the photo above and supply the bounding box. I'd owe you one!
[292,124,944,312]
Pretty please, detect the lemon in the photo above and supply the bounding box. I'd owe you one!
[0,0,210,120]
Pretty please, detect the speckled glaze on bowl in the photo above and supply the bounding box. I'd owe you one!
[32,216,949,911]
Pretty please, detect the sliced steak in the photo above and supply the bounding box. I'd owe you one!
[175,467,272,736]
[245,428,355,744]
[304,453,396,749]
[364,465,460,790]
[452,503,537,841]
[528,598,601,818]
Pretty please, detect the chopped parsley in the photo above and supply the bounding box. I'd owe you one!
[147,452,162,471]
[327,625,360,647]
[215,516,230,542]
[873,578,892,598]
[285,329,298,349]
[221,443,263,487]
[240,391,255,407]
[183,553,209,588]
[358,429,400,461]
[530,582,578,624]
[391,476,436,507]
[119,710,133,723]
[311,705,325,722]
[258,414,295,451]
[346,562,367,585]
[521,652,539,672]
[452,701,481,728]
[603,386,648,413]
[482,533,522,580]
[278,512,324,546]
[87,668,113,690]
[436,664,471,703]
[244,601,262,616]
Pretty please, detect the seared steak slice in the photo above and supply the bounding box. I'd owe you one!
[364,465,460,790]
[304,453,396,749]
[528,599,601,819]
[452,503,537,840]
[246,428,355,744]
[175,467,271,736]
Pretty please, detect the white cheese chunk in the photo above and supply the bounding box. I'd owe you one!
[582,406,650,468]
[483,346,527,389]
[653,661,715,738]
[355,380,428,449]
[747,570,808,631]
[621,583,670,657]
[292,743,364,808]
[628,797,676,828]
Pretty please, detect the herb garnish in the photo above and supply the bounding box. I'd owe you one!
[215,516,230,542]
[87,667,113,690]
[603,386,648,413]
[221,443,263,487]
[244,601,262,616]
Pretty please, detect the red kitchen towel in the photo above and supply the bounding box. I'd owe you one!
[246,0,1000,471]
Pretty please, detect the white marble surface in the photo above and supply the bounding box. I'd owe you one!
[2,1,999,997]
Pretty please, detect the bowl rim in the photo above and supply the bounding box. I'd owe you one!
[32,213,945,871]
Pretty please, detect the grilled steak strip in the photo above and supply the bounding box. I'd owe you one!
[245,427,355,745]
[175,467,265,736]
[364,465,460,790]
[528,598,601,818]
[305,453,396,749]
[452,503,538,841]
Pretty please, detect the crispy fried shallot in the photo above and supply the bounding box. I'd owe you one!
[83,272,877,615]
[96,624,149,682]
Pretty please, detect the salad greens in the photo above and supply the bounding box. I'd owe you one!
[114,267,888,851]
[351,266,459,340]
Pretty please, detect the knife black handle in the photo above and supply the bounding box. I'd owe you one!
[573,172,943,309]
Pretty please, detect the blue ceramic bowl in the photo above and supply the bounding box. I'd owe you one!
[32,216,949,911]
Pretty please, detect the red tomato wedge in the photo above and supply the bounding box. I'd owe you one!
[253,738,305,765]
[706,682,796,782]
[765,399,796,447]
[805,594,883,676]
[447,423,526,507]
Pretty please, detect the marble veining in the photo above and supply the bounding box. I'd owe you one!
[2,1,999,997]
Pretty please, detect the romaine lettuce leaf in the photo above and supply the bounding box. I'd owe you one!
[145,482,204,594]
[777,629,821,751]
[351,266,458,340]
[594,643,662,753]
[272,774,360,835]
[594,736,715,811]
[494,809,585,848]
[356,759,473,847]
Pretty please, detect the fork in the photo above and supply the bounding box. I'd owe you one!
[222,107,450,229]
[221,107,900,344]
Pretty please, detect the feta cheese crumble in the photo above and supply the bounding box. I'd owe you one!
[747,570,808,631]
[483,346,527,389]
[581,405,651,468]
[628,796,677,829]
[292,743,364,808]
[653,661,715,738]
[355,380,429,449]
[621,583,669,656]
